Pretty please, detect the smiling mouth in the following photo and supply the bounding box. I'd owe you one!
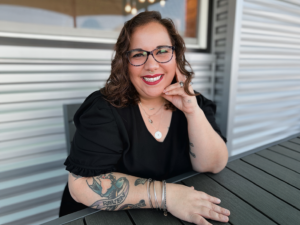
[142,75,163,82]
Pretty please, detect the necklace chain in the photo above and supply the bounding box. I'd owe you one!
[139,101,165,139]
[139,101,165,120]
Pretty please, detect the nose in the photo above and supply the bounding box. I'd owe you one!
[144,53,159,72]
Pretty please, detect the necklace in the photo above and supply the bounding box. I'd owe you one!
[139,101,165,124]
[139,102,165,139]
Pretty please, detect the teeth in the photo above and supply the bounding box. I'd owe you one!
[143,75,162,82]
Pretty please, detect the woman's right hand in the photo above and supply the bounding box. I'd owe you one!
[166,183,230,225]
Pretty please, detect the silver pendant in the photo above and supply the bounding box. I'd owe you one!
[155,131,162,139]
[149,108,154,110]
[148,118,153,124]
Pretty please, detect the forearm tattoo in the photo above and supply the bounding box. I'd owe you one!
[118,200,146,210]
[71,173,82,180]
[134,178,147,186]
[86,173,146,211]
[189,142,196,158]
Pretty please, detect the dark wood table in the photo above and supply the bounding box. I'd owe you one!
[44,135,300,225]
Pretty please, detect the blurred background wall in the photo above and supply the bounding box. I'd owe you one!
[211,0,300,158]
[0,0,299,224]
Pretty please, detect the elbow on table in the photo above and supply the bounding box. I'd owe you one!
[211,156,229,174]
[194,154,228,174]
[192,164,212,173]
[192,158,228,174]
[211,164,226,174]
[193,167,221,174]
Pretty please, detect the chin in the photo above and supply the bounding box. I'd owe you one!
[144,89,163,97]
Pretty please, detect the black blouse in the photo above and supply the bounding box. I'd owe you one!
[60,89,227,217]
[64,89,227,180]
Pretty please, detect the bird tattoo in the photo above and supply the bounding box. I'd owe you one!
[87,173,129,210]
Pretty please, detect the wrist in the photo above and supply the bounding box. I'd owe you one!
[184,106,203,120]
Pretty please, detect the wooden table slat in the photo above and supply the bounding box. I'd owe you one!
[279,142,300,153]
[241,153,300,189]
[85,210,133,225]
[290,138,300,145]
[181,173,276,225]
[41,208,100,225]
[256,149,300,173]
[63,218,85,225]
[268,145,300,161]
[227,159,300,210]
[128,209,182,225]
[207,168,300,225]
[180,214,231,225]
[181,220,231,225]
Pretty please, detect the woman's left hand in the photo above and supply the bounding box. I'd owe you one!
[162,65,200,115]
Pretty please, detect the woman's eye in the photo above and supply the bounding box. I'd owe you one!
[157,49,168,54]
[133,53,144,58]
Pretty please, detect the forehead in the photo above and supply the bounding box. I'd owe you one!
[129,22,172,50]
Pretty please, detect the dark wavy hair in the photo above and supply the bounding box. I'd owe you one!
[100,11,200,111]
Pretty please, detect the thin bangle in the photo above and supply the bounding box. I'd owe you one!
[160,182,164,210]
[161,181,166,210]
[147,179,153,209]
[163,180,168,216]
[153,180,159,210]
[161,180,164,210]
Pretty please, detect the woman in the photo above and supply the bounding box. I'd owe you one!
[60,11,230,225]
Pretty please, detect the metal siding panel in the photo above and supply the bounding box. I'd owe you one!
[230,0,300,156]
[212,0,229,140]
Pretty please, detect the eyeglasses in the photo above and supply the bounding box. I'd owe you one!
[126,46,175,66]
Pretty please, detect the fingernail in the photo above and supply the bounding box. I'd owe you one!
[165,92,169,95]
[222,216,228,222]
[217,199,221,203]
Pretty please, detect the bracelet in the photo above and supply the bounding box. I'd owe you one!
[147,178,153,209]
[163,180,168,216]
[161,180,164,210]
[153,180,159,210]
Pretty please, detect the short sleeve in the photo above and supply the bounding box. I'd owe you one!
[195,91,227,143]
[64,90,124,177]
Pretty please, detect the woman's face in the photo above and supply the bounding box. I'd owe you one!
[128,22,176,99]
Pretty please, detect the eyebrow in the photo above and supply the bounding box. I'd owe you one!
[129,45,170,51]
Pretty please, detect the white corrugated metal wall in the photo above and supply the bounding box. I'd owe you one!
[0,47,112,225]
[233,0,300,155]
[0,44,215,224]
[213,0,300,157]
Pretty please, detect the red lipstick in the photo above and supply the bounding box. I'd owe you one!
[141,74,164,85]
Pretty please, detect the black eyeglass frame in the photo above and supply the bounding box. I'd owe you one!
[126,46,175,67]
